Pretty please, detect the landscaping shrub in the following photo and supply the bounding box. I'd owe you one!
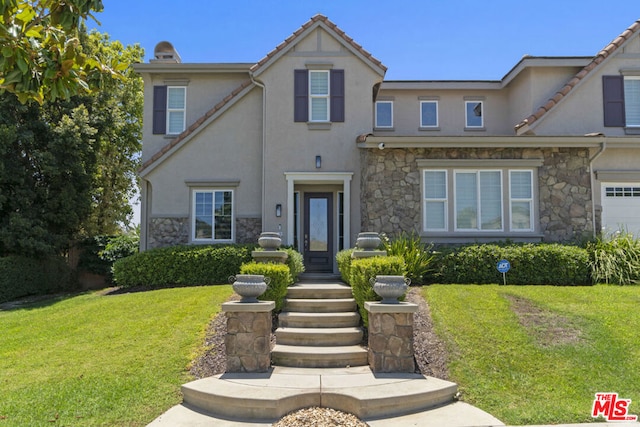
[240,262,291,312]
[587,231,640,285]
[381,232,435,284]
[282,247,305,282]
[112,244,254,288]
[76,233,139,282]
[435,243,591,285]
[336,248,355,284]
[350,255,405,326]
[0,256,76,303]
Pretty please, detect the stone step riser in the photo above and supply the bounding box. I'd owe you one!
[278,312,360,328]
[275,328,363,346]
[286,287,353,299]
[271,350,368,368]
[284,298,356,313]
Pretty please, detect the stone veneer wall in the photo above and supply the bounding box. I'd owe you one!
[367,310,416,373]
[147,216,262,249]
[224,310,272,373]
[360,147,593,243]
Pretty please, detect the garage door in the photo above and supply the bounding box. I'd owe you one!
[601,183,640,236]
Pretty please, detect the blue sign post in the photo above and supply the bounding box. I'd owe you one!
[497,259,510,285]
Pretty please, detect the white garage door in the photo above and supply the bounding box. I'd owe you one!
[601,183,640,236]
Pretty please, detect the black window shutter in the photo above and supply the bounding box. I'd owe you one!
[294,70,308,122]
[330,69,345,122]
[603,75,625,127]
[153,86,167,134]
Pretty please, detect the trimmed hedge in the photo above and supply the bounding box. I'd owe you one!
[349,256,406,326]
[239,262,292,312]
[112,244,254,288]
[0,256,76,303]
[435,243,591,285]
[336,248,355,284]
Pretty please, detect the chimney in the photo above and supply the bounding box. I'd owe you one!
[151,41,182,63]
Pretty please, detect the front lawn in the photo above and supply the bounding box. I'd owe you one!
[424,285,640,425]
[0,286,233,426]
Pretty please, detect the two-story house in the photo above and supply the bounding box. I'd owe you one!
[135,15,640,273]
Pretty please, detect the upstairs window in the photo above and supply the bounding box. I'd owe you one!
[420,100,438,128]
[152,85,187,135]
[375,101,393,128]
[603,75,640,130]
[465,100,484,128]
[294,69,344,123]
[624,77,640,127]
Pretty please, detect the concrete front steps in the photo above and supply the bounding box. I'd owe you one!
[177,366,464,423]
[272,281,367,368]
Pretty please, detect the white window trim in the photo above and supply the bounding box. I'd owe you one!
[191,188,235,243]
[464,100,484,128]
[375,101,393,128]
[309,70,330,122]
[167,86,186,134]
[509,170,534,231]
[423,170,448,231]
[624,76,640,127]
[453,170,503,232]
[420,100,439,128]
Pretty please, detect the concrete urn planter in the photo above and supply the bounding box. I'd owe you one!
[370,275,411,304]
[258,232,282,251]
[356,232,381,251]
[229,274,271,303]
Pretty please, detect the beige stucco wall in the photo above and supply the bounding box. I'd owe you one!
[144,87,263,221]
[140,72,252,160]
[254,27,384,246]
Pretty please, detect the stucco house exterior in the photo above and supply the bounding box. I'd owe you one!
[135,15,640,273]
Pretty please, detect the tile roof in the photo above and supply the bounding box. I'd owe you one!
[250,14,387,74]
[514,19,640,133]
[139,80,254,174]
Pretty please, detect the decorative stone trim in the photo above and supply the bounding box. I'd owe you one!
[236,217,262,244]
[365,301,417,373]
[148,217,189,249]
[222,301,275,373]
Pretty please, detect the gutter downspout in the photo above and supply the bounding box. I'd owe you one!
[588,135,607,238]
[250,73,267,235]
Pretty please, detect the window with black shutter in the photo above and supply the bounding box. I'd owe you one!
[294,69,344,123]
[153,86,167,134]
[603,75,625,127]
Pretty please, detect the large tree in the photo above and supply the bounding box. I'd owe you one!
[0,30,142,257]
[0,0,124,104]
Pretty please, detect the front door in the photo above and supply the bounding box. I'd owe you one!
[303,193,333,272]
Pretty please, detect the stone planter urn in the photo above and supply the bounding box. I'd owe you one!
[356,232,382,251]
[258,232,282,251]
[229,274,271,303]
[370,275,411,304]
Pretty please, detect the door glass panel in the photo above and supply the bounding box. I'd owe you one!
[309,198,328,251]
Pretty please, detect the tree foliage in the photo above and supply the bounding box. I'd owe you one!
[0,29,142,257]
[0,0,125,103]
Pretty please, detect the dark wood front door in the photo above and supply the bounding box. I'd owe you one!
[303,193,333,272]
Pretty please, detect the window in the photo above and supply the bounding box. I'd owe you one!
[423,171,447,230]
[167,87,186,134]
[294,69,344,123]
[193,190,233,241]
[152,85,186,135]
[510,171,534,230]
[624,77,640,127]
[422,166,537,234]
[338,191,345,250]
[420,101,438,128]
[605,186,640,197]
[375,101,393,128]
[465,100,483,128]
[455,171,502,230]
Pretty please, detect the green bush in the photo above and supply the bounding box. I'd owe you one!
[350,256,406,326]
[336,248,355,284]
[240,262,291,312]
[76,233,139,282]
[112,244,254,288]
[281,247,305,282]
[381,232,435,285]
[587,231,640,285]
[0,256,76,303]
[435,243,591,285]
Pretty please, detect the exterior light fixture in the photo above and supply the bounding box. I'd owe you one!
[275,204,282,217]
[316,155,321,168]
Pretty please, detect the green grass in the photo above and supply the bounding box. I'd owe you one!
[0,286,233,427]
[424,285,640,425]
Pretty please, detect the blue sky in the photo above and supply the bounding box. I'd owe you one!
[89,1,638,80]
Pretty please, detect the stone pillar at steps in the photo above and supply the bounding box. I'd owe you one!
[365,301,418,373]
[222,301,275,373]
